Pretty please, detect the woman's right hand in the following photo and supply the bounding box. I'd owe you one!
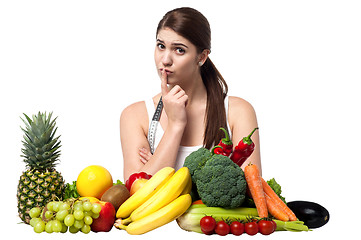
[161,70,188,128]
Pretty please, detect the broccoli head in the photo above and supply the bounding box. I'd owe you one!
[195,154,247,208]
[183,147,212,201]
[183,147,212,183]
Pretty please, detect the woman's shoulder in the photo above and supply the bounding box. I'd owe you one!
[120,101,149,129]
[228,96,257,126]
[120,94,161,119]
[228,96,255,114]
[121,101,146,117]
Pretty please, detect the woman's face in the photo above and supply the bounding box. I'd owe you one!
[154,28,202,85]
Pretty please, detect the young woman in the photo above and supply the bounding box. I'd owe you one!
[120,7,261,181]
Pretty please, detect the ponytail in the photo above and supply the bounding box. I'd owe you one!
[201,58,229,149]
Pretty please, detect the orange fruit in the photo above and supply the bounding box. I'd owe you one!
[76,165,113,199]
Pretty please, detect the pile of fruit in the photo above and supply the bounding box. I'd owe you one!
[16,112,130,234]
[16,112,329,235]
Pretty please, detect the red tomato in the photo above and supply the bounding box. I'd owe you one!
[271,220,277,231]
[245,221,258,235]
[258,220,275,235]
[200,216,216,234]
[215,221,230,236]
[230,221,244,235]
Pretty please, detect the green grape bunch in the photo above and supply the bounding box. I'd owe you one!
[28,198,101,234]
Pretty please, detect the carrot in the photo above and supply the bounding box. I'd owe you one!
[261,178,297,221]
[244,164,268,218]
[264,193,289,221]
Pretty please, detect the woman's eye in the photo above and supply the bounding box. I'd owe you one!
[157,43,165,50]
[176,48,185,54]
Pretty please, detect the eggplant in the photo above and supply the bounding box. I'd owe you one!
[287,201,329,229]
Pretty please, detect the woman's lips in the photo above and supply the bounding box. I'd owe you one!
[160,68,173,74]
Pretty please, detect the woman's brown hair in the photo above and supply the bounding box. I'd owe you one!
[157,7,228,149]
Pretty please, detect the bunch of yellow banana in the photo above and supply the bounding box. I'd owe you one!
[114,166,192,235]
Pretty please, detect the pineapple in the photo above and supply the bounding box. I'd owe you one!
[17,112,65,224]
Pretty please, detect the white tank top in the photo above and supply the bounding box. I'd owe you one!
[144,96,231,170]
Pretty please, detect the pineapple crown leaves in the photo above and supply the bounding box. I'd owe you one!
[20,111,62,170]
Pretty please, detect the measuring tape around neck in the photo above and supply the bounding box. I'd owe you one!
[148,97,163,154]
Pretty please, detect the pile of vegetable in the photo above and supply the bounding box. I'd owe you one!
[183,127,295,217]
[179,127,329,235]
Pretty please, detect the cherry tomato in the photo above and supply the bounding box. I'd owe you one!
[230,221,244,235]
[271,220,277,231]
[258,220,275,235]
[245,221,258,235]
[215,220,230,236]
[200,216,216,234]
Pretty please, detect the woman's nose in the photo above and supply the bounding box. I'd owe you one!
[161,51,172,66]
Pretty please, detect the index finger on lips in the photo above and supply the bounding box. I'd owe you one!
[160,70,169,96]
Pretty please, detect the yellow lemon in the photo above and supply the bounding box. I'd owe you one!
[76,165,113,199]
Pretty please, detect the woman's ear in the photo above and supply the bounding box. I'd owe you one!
[198,49,210,66]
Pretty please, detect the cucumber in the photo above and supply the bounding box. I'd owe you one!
[287,201,329,229]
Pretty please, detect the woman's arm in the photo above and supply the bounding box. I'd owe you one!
[120,101,150,181]
[121,71,188,181]
[228,96,262,175]
[120,101,186,181]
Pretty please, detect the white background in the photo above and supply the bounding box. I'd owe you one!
[1,0,360,239]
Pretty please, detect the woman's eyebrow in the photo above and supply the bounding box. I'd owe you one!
[172,42,188,49]
[156,39,188,48]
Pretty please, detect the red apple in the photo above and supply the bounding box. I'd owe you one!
[130,178,148,196]
[91,201,115,232]
[125,172,152,191]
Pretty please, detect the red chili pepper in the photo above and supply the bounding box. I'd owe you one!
[230,127,259,167]
[211,127,233,156]
[211,145,228,156]
[125,172,152,191]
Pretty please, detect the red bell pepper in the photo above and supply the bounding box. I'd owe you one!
[125,172,152,191]
[211,127,233,156]
[230,127,258,167]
